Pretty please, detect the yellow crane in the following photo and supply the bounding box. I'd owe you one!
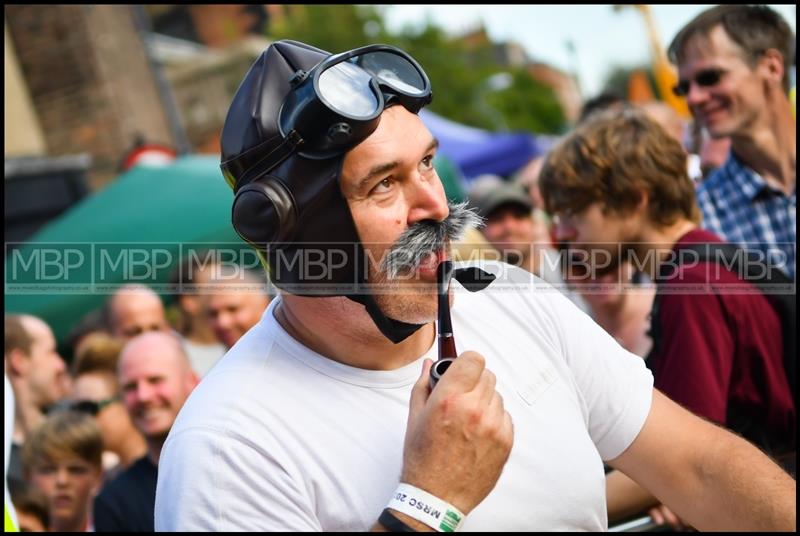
[614,4,691,118]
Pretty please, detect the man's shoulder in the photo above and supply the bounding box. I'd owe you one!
[697,158,735,195]
[697,153,762,202]
[97,457,156,499]
[661,260,736,287]
[661,235,773,299]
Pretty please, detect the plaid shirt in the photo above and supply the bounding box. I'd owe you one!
[696,153,796,279]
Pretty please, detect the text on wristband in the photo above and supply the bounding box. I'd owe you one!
[394,492,444,520]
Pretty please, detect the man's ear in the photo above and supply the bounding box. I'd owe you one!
[5,348,31,378]
[186,370,200,392]
[634,190,649,216]
[759,48,785,87]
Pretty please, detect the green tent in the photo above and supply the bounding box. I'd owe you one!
[4,155,246,346]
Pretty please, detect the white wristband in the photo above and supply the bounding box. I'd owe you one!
[387,483,465,532]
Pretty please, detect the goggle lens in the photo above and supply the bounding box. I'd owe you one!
[355,51,427,95]
[318,61,380,118]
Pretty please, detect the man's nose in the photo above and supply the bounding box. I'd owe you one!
[406,173,449,226]
[133,382,155,404]
[55,466,70,486]
[497,212,520,232]
[685,79,711,111]
[553,218,577,243]
[215,311,233,330]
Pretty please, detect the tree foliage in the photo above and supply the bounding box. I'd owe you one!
[268,5,386,53]
[267,5,566,134]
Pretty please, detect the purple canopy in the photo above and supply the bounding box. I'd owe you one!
[419,109,558,181]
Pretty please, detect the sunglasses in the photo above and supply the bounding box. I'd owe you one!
[68,396,120,416]
[672,68,726,97]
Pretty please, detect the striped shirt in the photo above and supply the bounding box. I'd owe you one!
[696,153,796,279]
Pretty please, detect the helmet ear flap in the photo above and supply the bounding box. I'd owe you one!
[231,176,297,247]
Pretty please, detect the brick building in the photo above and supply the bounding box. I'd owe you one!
[5,5,179,189]
[144,5,273,156]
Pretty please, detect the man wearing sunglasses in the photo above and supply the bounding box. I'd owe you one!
[155,40,795,532]
[105,284,172,341]
[68,334,147,476]
[669,5,796,280]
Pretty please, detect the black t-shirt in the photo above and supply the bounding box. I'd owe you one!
[93,456,158,532]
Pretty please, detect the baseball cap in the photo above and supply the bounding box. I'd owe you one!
[469,181,533,219]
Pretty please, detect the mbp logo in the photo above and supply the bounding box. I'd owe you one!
[95,245,174,283]
[6,243,93,292]
[8,246,86,280]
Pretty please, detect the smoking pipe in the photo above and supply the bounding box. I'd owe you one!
[429,260,457,389]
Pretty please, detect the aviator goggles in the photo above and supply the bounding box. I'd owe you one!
[225,44,432,187]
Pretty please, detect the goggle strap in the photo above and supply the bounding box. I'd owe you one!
[239,130,305,187]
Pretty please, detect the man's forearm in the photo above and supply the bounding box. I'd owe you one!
[668,432,795,532]
[610,391,795,532]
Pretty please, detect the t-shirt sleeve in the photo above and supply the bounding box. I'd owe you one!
[155,426,321,532]
[650,290,733,424]
[535,279,654,461]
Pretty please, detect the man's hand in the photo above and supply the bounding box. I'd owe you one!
[401,353,514,515]
[648,503,688,531]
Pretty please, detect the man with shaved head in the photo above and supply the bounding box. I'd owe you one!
[92,332,198,532]
[204,267,271,350]
[105,285,170,340]
[4,315,68,489]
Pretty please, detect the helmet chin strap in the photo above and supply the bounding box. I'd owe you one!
[348,266,497,344]
[348,293,425,344]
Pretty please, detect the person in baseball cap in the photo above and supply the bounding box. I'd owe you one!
[468,177,547,270]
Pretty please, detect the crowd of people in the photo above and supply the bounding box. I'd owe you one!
[4,4,795,532]
[5,261,271,531]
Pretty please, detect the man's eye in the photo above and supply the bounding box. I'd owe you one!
[373,177,393,193]
[69,465,90,476]
[37,465,56,475]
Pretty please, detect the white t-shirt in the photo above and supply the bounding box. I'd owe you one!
[155,261,653,531]
[182,338,227,377]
